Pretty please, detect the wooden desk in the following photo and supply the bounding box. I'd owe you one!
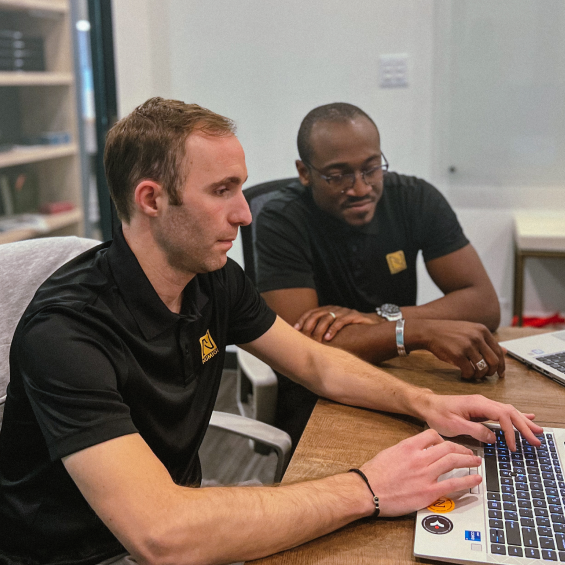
[251,327,565,565]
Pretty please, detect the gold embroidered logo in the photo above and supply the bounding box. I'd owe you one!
[386,250,407,275]
[200,330,218,363]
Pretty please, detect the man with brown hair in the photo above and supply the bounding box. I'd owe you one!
[0,97,541,565]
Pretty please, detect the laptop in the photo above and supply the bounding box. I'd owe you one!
[499,330,565,387]
[413,424,565,563]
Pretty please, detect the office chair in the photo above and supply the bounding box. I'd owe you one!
[236,178,300,437]
[0,236,291,482]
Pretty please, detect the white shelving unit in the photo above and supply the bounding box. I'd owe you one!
[0,0,83,245]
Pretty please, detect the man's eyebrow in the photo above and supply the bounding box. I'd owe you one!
[323,154,382,172]
[208,175,248,188]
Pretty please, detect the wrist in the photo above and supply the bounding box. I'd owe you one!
[404,386,435,421]
[343,471,378,518]
[402,318,430,351]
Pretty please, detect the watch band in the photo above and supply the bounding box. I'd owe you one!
[395,319,408,357]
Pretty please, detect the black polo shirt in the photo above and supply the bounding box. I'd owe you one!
[255,172,469,310]
[0,228,276,565]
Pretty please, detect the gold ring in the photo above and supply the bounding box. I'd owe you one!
[329,312,337,320]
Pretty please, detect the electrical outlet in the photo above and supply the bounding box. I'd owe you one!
[379,54,409,88]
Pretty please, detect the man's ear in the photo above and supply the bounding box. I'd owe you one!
[295,160,311,187]
[133,180,166,218]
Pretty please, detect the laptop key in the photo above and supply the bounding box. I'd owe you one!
[538,518,551,527]
[542,549,558,561]
[485,455,500,492]
[489,519,503,529]
[490,529,505,544]
[525,547,540,559]
[522,526,538,547]
[555,524,565,533]
[489,510,502,519]
[521,517,535,527]
[505,520,521,545]
[491,544,506,555]
[488,492,501,501]
[556,533,565,551]
[552,514,565,524]
[541,537,556,549]
[560,551,565,562]
[539,526,553,537]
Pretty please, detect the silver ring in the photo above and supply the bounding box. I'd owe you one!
[329,312,336,320]
[475,358,488,371]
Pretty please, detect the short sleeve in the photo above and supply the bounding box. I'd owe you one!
[222,259,276,345]
[255,201,317,293]
[15,308,137,461]
[408,178,469,262]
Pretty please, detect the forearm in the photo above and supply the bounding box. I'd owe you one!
[403,284,500,331]
[136,473,372,565]
[303,339,431,419]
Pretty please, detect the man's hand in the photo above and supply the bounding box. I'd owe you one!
[294,305,378,342]
[414,391,543,451]
[358,429,482,517]
[406,319,506,380]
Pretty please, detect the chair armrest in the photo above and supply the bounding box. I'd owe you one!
[236,347,278,424]
[209,411,291,483]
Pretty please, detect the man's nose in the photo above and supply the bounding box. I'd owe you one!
[345,171,373,197]
[231,190,252,226]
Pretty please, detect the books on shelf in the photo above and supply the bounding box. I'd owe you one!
[0,165,39,215]
[0,15,46,72]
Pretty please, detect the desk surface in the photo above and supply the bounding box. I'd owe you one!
[250,327,565,565]
[514,211,565,252]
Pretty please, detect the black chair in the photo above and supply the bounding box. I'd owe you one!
[238,178,317,452]
[241,177,298,285]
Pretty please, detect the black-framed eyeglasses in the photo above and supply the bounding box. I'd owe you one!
[305,153,389,193]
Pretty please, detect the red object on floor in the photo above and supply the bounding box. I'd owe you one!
[512,312,565,327]
[39,201,75,214]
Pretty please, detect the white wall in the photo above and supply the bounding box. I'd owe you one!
[112,0,565,324]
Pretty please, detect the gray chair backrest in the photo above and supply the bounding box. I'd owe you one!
[241,178,299,285]
[0,236,101,423]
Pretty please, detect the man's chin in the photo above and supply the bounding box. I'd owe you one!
[341,206,376,226]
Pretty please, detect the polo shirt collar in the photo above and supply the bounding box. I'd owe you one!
[107,227,209,341]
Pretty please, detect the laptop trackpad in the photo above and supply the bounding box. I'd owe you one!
[438,467,480,495]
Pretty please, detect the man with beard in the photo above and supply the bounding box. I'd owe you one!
[255,103,503,446]
[0,98,539,565]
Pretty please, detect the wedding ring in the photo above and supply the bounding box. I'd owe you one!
[329,312,337,320]
[475,358,488,371]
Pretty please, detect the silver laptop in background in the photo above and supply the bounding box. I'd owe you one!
[414,424,565,564]
[500,330,565,387]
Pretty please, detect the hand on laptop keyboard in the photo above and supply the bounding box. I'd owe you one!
[415,391,543,451]
[359,429,482,517]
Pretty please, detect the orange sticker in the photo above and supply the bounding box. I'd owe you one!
[427,496,455,513]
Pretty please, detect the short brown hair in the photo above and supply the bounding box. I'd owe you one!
[104,97,236,222]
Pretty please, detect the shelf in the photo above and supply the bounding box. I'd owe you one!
[0,143,77,168]
[0,0,67,13]
[0,208,83,244]
[0,72,73,86]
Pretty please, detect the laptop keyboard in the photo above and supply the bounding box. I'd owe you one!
[485,429,565,561]
[538,352,565,375]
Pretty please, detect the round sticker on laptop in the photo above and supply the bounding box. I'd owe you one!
[427,496,455,513]
[422,515,454,535]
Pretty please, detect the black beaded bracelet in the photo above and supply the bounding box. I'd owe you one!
[349,468,380,517]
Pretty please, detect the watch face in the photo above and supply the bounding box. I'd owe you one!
[378,303,402,321]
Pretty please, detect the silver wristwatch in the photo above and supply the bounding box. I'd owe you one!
[375,303,403,322]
